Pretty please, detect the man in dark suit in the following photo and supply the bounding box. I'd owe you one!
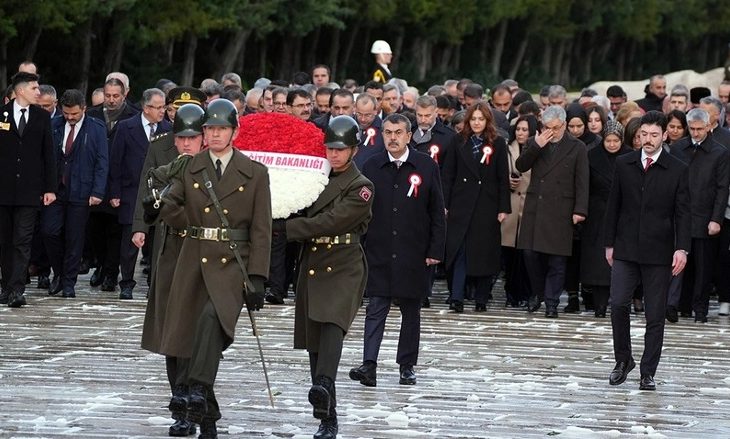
[109,88,171,299]
[604,111,691,391]
[0,72,57,307]
[667,108,729,323]
[699,96,730,149]
[409,95,459,170]
[313,89,354,134]
[350,114,445,388]
[353,94,386,169]
[516,105,589,317]
[42,89,108,298]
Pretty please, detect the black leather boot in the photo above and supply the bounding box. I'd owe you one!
[314,410,338,439]
[168,419,196,437]
[198,418,217,439]
[309,375,335,420]
[186,383,208,424]
[169,384,188,419]
[563,293,580,313]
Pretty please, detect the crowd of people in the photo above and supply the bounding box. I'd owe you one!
[3,40,730,437]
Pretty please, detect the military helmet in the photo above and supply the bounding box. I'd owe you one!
[203,98,239,128]
[173,104,205,137]
[324,116,360,149]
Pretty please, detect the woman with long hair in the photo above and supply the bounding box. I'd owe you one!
[666,110,688,145]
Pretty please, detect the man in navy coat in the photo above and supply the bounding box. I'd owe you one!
[350,113,446,387]
[0,72,57,307]
[109,88,170,299]
[353,94,386,170]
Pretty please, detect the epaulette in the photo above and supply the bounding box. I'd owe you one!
[151,132,171,142]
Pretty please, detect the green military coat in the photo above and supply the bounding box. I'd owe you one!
[159,150,272,357]
[286,164,374,351]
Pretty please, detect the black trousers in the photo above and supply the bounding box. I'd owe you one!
[119,224,139,290]
[87,211,121,282]
[523,250,567,307]
[187,300,224,421]
[308,323,345,381]
[30,211,50,277]
[363,296,421,366]
[610,259,670,376]
[502,246,531,304]
[0,206,38,294]
[267,226,288,298]
[41,200,90,289]
[671,238,717,316]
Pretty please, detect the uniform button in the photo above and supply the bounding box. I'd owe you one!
[194,183,199,188]
[223,209,229,215]
[311,246,317,251]
[238,186,244,192]
[392,230,397,236]
[204,207,210,213]
[326,267,332,272]
[16,174,20,178]
[17,158,20,162]
[221,258,227,264]
[463,178,467,182]
[540,179,544,183]
[393,207,398,212]
[538,195,543,199]
[201,258,208,263]
[326,244,332,249]
[394,184,398,188]
[392,254,397,259]
[478,181,482,185]
[308,269,315,276]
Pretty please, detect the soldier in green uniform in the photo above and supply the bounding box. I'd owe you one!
[138,103,206,437]
[159,99,272,439]
[283,116,374,439]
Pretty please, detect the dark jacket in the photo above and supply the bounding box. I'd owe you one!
[636,91,664,113]
[442,135,511,275]
[515,133,589,256]
[0,101,57,206]
[669,136,730,238]
[109,115,171,224]
[604,149,691,265]
[362,149,446,299]
[372,65,392,83]
[409,119,459,171]
[709,125,730,150]
[132,132,178,234]
[51,116,108,205]
[353,116,386,170]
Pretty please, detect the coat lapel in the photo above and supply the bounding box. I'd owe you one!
[189,150,253,207]
[308,165,356,215]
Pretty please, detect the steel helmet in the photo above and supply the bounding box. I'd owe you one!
[173,104,205,137]
[370,40,392,55]
[202,98,239,128]
[324,116,360,149]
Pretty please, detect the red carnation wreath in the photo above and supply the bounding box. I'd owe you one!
[233,112,330,218]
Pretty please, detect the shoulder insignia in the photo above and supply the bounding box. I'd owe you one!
[151,132,170,142]
[359,186,372,202]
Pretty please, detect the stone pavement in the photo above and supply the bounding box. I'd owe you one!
[1,271,729,438]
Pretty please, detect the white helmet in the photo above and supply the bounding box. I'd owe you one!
[370,40,392,54]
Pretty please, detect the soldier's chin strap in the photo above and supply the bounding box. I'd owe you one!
[200,169,275,409]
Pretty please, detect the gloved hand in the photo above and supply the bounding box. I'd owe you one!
[167,154,193,181]
[142,194,162,224]
[245,275,266,311]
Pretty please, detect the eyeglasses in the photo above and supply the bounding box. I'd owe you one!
[291,102,313,109]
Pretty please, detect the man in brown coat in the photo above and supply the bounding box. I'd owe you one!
[160,99,272,438]
[284,116,373,439]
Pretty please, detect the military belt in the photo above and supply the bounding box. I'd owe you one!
[186,226,249,242]
[312,233,359,245]
[167,227,187,237]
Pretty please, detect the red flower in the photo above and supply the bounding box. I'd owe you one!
[233,113,326,158]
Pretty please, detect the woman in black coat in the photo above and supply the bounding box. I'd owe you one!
[580,120,631,317]
[442,101,511,312]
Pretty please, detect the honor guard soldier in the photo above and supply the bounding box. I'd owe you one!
[159,99,272,438]
[138,103,206,437]
[282,115,374,438]
[370,40,393,84]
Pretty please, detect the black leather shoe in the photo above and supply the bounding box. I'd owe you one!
[450,300,464,313]
[62,288,76,298]
[349,361,377,387]
[313,414,338,439]
[594,305,607,318]
[168,419,196,437]
[639,374,656,391]
[49,276,62,295]
[198,418,217,439]
[119,288,133,300]
[169,384,188,417]
[609,358,636,385]
[527,295,542,313]
[101,277,117,292]
[422,297,430,308]
[264,292,284,304]
[665,306,678,323]
[399,365,416,385]
[0,290,10,305]
[186,383,208,424]
[563,295,580,313]
[633,298,644,313]
[309,375,334,419]
[37,274,50,290]
[475,303,486,312]
[545,306,558,318]
[89,268,103,287]
[8,291,27,308]
[695,314,708,323]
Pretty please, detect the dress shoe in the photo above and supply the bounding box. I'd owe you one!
[62,287,76,298]
[639,374,656,391]
[77,260,91,275]
[399,365,416,385]
[563,294,580,313]
[37,274,50,290]
[719,302,730,316]
[421,297,430,308]
[186,383,208,424]
[450,300,464,313]
[527,295,542,313]
[608,358,636,385]
[264,292,284,305]
[309,375,334,419]
[314,412,338,439]
[48,276,63,296]
[168,419,196,437]
[8,291,27,308]
[633,298,644,313]
[89,268,103,287]
[101,277,117,292]
[0,289,10,305]
[349,361,377,387]
[665,306,678,323]
[475,303,487,312]
[594,305,607,318]
[119,288,133,300]
[545,306,558,318]
[198,418,217,439]
[695,314,708,323]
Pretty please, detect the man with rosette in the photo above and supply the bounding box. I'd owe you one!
[350,113,446,388]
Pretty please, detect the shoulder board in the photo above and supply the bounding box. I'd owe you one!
[151,132,171,142]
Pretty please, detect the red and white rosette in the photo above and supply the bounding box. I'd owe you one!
[364,127,376,145]
[429,144,440,163]
[407,173,422,198]
[480,145,494,165]
[234,113,329,219]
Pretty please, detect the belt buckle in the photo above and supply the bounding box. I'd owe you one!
[202,227,219,241]
[344,233,351,244]
[179,229,187,237]
[333,235,340,244]
[220,228,229,241]
[189,227,199,239]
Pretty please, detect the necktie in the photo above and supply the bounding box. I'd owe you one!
[18,108,27,136]
[644,157,653,172]
[215,159,223,180]
[394,160,402,169]
[149,123,156,140]
[65,124,75,156]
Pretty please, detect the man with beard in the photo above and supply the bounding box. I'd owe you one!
[313,89,354,133]
[287,89,314,122]
[409,95,458,171]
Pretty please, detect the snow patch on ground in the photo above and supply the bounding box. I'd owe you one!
[385,411,410,427]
